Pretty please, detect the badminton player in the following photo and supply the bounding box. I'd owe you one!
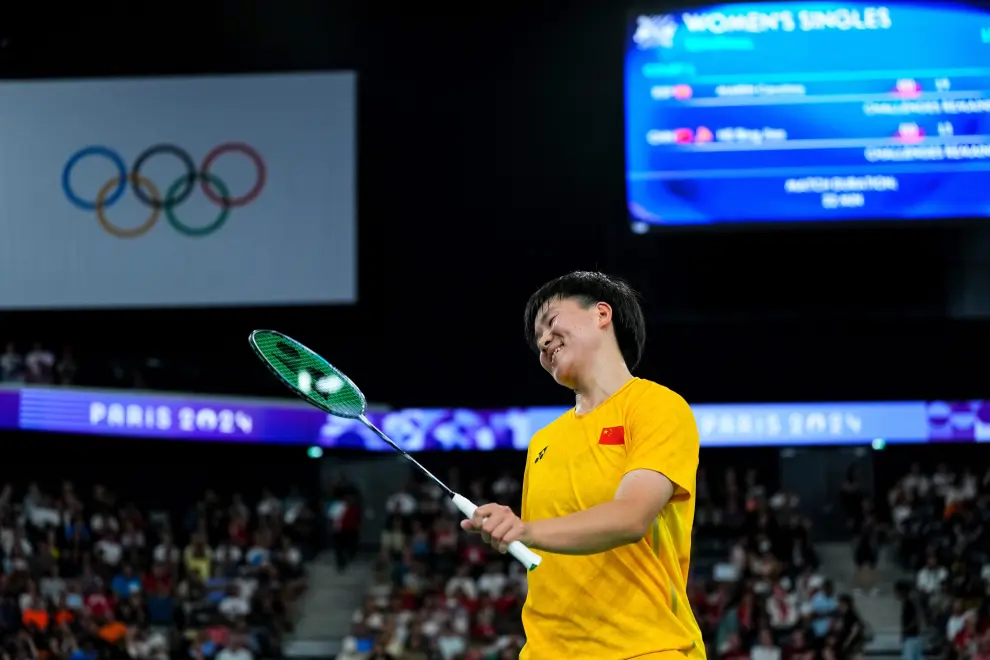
[461,271,705,660]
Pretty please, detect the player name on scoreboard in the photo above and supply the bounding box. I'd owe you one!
[715,84,808,97]
[646,126,787,145]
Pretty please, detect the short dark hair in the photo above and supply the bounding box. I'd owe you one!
[523,271,647,371]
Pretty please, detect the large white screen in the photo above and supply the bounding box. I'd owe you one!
[0,71,356,308]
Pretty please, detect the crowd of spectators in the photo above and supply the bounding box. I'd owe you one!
[338,472,524,660]
[336,466,864,660]
[0,481,314,660]
[692,468,867,660]
[889,464,990,660]
[0,343,71,386]
[0,340,187,392]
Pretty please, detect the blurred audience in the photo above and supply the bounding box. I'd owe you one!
[888,463,990,659]
[338,475,524,660]
[0,481,315,660]
[336,466,869,660]
[327,476,363,573]
[0,342,73,386]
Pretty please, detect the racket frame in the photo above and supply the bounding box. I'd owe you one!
[248,330,543,571]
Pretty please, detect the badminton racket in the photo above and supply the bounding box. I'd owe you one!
[248,329,543,571]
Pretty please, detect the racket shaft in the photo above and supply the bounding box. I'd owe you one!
[451,494,543,571]
[359,415,453,497]
[358,415,541,570]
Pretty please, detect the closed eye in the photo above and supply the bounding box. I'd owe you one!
[534,314,558,353]
[541,318,558,352]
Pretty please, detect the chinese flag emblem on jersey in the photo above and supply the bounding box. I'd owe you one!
[599,426,625,445]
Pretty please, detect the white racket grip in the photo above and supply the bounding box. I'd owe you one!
[451,493,543,570]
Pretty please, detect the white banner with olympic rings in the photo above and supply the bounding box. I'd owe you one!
[0,71,356,308]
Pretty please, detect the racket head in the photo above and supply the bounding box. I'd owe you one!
[248,329,367,419]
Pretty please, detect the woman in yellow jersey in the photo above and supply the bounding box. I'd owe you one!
[461,271,706,660]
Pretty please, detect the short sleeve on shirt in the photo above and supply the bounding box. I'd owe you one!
[624,385,699,500]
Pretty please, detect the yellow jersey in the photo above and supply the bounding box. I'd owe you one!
[520,378,705,660]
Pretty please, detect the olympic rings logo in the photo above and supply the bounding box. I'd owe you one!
[61,143,266,238]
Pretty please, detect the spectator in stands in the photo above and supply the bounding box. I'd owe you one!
[784,516,819,575]
[947,600,974,645]
[384,485,417,520]
[339,623,375,659]
[953,615,981,660]
[216,634,255,660]
[902,464,930,500]
[720,632,750,660]
[337,504,367,571]
[896,581,923,660]
[932,464,955,497]
[328,482,363,572]
[24,342,55,384]
[820,635,841,660]
[781,630,814,660]
[808,579,838,640]
[917,554,948,597]
[840,468,864,532]
[889,486,914,537]
[56,347,77,385]
[750,628,781,660]
[1,342,24,383]
[767,580,799,635]
[834,595,865,659]
[853,510,880,593]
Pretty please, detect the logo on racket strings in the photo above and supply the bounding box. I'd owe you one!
[271,342,341,405]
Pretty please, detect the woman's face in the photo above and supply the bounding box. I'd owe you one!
[534,297,611,388]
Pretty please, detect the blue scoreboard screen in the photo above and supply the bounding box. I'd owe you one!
[625,3,990,227]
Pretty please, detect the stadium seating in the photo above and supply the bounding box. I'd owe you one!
[888,464,990,658]
[0,479,313,660]
[339,466,864,660]
[0,342,69,385]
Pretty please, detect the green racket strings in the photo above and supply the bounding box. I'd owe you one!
[248,329,544,571]
[250,330,366,418]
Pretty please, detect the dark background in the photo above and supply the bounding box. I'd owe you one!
[1,0,986,409]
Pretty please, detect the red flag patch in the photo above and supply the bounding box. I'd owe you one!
[599,426,625,445]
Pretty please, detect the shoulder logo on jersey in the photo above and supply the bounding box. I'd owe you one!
[599,426,625,445]
[534,446,548,463]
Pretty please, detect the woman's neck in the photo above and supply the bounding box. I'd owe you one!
[573,355,633,414]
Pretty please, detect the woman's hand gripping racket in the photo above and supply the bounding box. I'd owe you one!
[248,330,543,571]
